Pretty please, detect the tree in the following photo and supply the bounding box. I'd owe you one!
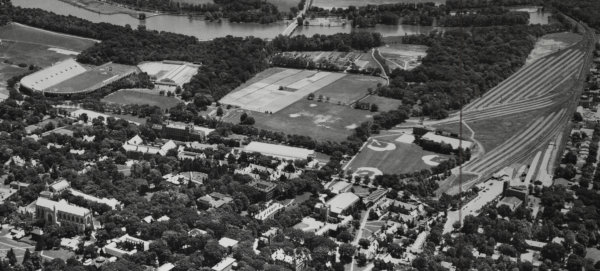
[338,243,356,263]
[541,243,566,262]
[497,204,513,217]
[216,107,224,117]
[359,238,370,249]
[7,248,16,266]
[370,103,379,112]
[240,112,248,123]
[22,248,31,264]
[337,230,353,243]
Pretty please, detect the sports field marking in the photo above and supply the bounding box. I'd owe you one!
[367,139,396,151]
[395,134,415,144]
[422,155,441,166]
[353,167,383,179]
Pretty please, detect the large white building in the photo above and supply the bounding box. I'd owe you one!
[316,192,360,216]
[35,197,93,230]
[243,142,315,160]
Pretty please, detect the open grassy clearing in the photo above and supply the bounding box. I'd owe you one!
[102,90,181,110]
[379,44,428,70]
[360,95,403,112]
[268,0,300,12]
[346,133,450,175]
[526,32,583,65]
[0,23,97,52]
[314,74,385,105]
[225,99,374,141]
[466,106,556,153]
[0,40,72,68]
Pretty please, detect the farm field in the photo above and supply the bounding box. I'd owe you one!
[102,90,181,110]
[378,44,428,70]
[225,99,375,141]
[345,133,450,176]
[267,0,300,11]
[0,23,97,52]
[313,74,385,105]
[220,68,345,113]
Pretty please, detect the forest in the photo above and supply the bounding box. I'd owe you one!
[438,8,530,27]
[271,32,383,51]
[307,3,443,27]
[445,0,544,9]
[378,23,564,116]
[550,0,600,29]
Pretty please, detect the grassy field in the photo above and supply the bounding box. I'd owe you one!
[226,99,374,141]
[346,133,450,175]
[465,103,561,152]
[0,40,72,68]
[314,74,385,105]
[0,64,26,97]
[0,23,97,52]
[102,90,181,110]
[360,95,403,112]
[0,236,35,263]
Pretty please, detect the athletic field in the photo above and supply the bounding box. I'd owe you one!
[345,132,450,177]
[44,63,138,94]
[102,90,181,110]
[220,68,345,113]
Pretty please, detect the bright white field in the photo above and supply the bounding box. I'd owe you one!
[220,69,345,113]
[138,61,199,86]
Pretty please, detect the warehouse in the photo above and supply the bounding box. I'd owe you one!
[243,142,315,160]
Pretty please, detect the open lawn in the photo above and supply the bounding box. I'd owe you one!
[0,64,25,99]
[62,0,146,16]
[0,236,36,263]
[466,106,558,152]
[225,99,374,141]
[314,74,385,105]
[0,23,97,52]
[378,44,428,70]
[268,0,300,12]
[102,90,181,110]
[0,40,72,68]
[346,133,450,176]
[360,95,403,112]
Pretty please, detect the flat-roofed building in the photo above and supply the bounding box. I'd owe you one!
[496,196,523,211]
[244,142,314,160]
[35,198,93,230]
[317,192,360,217]
[248,180,277,201]
[198,192,233,209]
[212,257,236,271]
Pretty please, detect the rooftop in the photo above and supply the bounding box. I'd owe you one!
[36,197,90,217]
[244,141,314,160]
[218,237,239,248]
[325,192,360,214]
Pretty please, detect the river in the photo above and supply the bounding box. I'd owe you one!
[12,0,550,40]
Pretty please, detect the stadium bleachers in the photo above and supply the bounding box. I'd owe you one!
[20,59,87,92]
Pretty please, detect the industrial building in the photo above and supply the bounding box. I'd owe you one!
[243,142,315,160]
